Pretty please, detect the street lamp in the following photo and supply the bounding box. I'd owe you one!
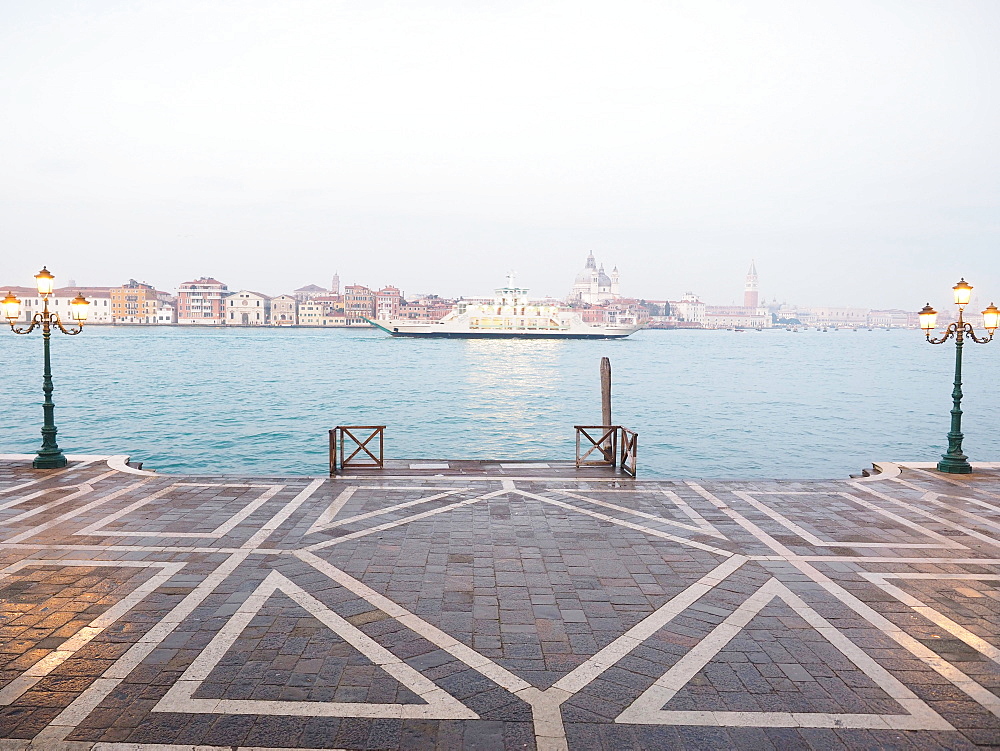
[3,268,89,469]
[920,278,998,474]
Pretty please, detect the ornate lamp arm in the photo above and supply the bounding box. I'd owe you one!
[8,313,41,335]
[963,323,994,344]
[51,312,84,336]
[926,322,957,345]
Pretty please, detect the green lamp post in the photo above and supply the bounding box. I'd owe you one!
[919,278,999,474]
[3,267,90,469]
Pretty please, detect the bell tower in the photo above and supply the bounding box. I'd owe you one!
[744,260,759,310]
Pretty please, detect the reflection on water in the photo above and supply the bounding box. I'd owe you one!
[462,339,562,452]
[1,326,996,478]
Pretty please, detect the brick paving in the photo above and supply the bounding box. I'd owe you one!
[1,457,1000,749]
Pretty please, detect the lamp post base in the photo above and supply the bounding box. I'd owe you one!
[937,455,973,474]
[33,452,68,469]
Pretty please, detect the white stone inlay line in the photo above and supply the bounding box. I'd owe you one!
[0,459,97,496]
[553,555,748,694]
[306,488,467,536]
[0,559,184,706]
[550,488,725,539]
[76,483,285,539]
[304,486,357,534]
[861,572,1000,665]
[0,469,114,516]
[851,482,1000,547]
[516,489,733,557]
[155,570,477,720]
[304,489,510,552]
[734,490,966,548]
[616,577,952,730]
[688,481,1000,722]
[3,479,152,545]
[31,479,326,743]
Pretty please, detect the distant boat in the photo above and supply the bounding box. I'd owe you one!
[367,277,645,339]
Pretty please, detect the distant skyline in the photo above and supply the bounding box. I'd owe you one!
[2,1,999,310]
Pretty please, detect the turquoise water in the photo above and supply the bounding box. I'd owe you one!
[2,326,996,478]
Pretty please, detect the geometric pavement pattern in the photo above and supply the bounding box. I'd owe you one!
[1,457,1000,749]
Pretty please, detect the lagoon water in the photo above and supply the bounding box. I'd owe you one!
[2,326,997,478]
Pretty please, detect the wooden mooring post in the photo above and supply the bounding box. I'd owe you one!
[600,357,613,461]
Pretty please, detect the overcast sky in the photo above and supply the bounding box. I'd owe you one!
[1,0,998,309]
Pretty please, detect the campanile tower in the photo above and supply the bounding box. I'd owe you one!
[744,260,759,309]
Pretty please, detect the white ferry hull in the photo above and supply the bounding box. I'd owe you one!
[367,318,643,339]
[366,278,645,339]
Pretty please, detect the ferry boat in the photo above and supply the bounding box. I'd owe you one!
[366,277,644,339]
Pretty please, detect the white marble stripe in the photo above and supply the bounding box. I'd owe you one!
[33,480,325,741]
[861,573,1000,664]
[303,490,503,552]
[0,559,184,705]
[304,486,357,534]
[552,555,748,694]
[307,488,466,535]
[616,577,951,730]
[0,460,97,496]
[296,549,532,692]
[76,484,285,539]
[688,482,1000,720]
[3,480,152,545]
[548,489,725,538]
[850,482,1000,547]
[516,489,733,557]
[1,470,118,523]
[154,571,477,720]
[733,490,965,548]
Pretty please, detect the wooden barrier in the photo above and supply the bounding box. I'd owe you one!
[330,426,385,475]
[575,425,638,475]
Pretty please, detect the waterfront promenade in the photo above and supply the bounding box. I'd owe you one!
[2,457,1000,749]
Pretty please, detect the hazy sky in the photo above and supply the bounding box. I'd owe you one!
[1,0,998,309]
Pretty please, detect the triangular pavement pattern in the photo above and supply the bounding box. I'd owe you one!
[154,570,477,719]
[616,577,952,730]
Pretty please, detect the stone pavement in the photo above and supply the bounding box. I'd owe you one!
[2,456,1000,750]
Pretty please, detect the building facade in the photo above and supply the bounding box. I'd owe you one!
[344,284,375,325]
[176,278,227,325]
[225,290,271,325]
[111,279,159,323]
[375,286,403,320]
[270,295,298,325]
[10,286,114,324]
[671,293,706,325]
[569,252,620,305]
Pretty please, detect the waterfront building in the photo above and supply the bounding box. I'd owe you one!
[297,295,345,326]
[867,309,913,328]
[293,284,328,302]
[375,286,403,320]
[801,306,869,327]
[110,279,159,324]
[704,305,770,329]
[176,278,227,325]
[7,285,114,324]
[270,294,298,326]
[225,290,271,326]
[569,252,621,305]
[344,284,375,325]
[399,295,454,321]
[671,292,706,325]
[155,302,176,324]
